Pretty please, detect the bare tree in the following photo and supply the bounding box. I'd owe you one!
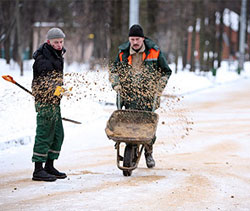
[0,0,247,73]
[0,0,16,64]
[109,0,129,60]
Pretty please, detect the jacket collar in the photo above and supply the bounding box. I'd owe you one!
[118,37,159,52]
[33,43,66,60]
[130,42,145,55]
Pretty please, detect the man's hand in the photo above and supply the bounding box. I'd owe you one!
[54,86,72,96]
[113,85,122,93]
[109,73,120,91]
[156,76,168,96]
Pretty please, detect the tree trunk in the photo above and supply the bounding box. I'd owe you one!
[146,0,158,40]
[190,20,196,72]
[15,0,23,76]
[110,0,123,60]
[182,35,188,69]
[4,35,11,64]
[217,7,224,68]
[210,12,217,71]
[199,16,206,71]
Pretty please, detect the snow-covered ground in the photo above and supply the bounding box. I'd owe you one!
[1,58,250,210]
[0,59,249,150]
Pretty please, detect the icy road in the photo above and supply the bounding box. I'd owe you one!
[0,77,250,211]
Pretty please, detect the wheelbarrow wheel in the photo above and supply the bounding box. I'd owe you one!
[123,170,131,176]
[123,144,134,176]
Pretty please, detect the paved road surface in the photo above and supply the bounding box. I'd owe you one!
[0,77,250,211]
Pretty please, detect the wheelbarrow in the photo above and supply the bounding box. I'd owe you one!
[105,95,159,176]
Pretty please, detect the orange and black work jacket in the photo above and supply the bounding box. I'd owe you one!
[110,37,172,111]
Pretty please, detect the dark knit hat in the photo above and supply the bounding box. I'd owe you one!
[129,24,144,37]
[46,28,65,40]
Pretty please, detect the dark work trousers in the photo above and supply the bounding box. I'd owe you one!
[32,103,64,163]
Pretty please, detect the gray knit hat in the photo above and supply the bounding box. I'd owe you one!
[46,27,65,40]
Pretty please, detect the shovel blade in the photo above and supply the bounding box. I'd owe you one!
[2,75,16,84]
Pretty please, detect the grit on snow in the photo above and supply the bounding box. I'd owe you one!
[0,58,250,210]
[0,59,248,149]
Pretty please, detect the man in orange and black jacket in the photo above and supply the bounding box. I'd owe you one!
[109,24,172,168]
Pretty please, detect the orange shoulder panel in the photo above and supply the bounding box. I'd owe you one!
[147,49,160,60]
[127,55,132,65]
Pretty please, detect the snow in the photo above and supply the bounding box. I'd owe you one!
[0,58,249,151]
[1,58,250,210]
[223,8,239,31]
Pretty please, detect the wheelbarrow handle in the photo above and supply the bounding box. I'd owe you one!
[152,94,157,112]
[117,91,121,110]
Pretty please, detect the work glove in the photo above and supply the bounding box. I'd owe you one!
[54,86,72,97]
[156,76,168,96]
[109,73,120,89]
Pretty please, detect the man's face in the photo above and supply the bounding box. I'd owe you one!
[129,36,144,50]
[47,38,64,50]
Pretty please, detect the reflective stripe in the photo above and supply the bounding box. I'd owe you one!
[145,58,158,62]
[119,52,124,61]
[48,149,60,154]
[33,152,47,157]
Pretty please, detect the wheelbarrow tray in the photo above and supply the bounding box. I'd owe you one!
[105,109,159,144]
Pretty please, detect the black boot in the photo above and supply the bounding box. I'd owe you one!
[145,153,155,168]
[45,159,67,179]
[32,162,57,182]
[145,144,155,168]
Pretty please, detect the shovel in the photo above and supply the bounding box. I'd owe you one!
[2,75,81,124]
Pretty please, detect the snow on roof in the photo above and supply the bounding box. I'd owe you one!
[33,22,64,27]
[223,8,239,31]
